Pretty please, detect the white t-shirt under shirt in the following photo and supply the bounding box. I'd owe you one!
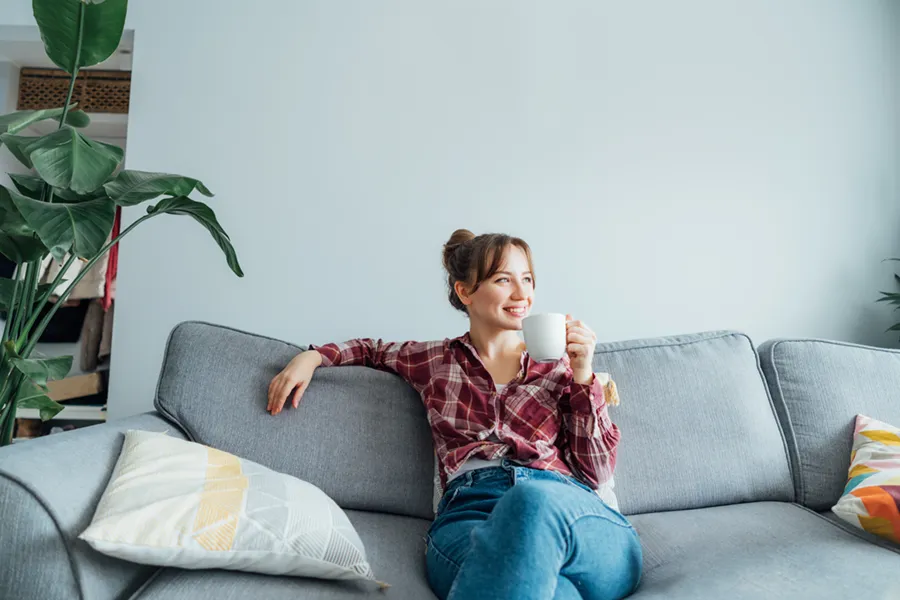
[432,384,619,513]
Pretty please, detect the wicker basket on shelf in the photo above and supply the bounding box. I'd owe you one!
[17,67,130,114]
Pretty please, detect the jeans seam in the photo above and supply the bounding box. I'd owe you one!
[427,536,463,571]
[568,510,636,532]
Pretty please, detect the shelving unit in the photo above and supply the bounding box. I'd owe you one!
[17,405,106,422]
[12,370,109,441]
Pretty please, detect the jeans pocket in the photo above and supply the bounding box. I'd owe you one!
[550,472,637,530]
[435,483,467,516]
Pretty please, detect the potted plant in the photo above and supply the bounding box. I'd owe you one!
[0,0,242,446]
[878,262,900,339]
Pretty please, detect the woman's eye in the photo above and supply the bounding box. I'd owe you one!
[496,278,509,283]
[524,277,533,283]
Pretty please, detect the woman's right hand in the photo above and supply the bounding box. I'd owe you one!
[267,350,322,415]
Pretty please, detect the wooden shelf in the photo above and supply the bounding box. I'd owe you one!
[17,405,106,422]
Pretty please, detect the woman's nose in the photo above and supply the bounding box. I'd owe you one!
[511,281,528,300]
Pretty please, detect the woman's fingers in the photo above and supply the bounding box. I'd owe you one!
[275,381,292,414]
[567,330,596,346]
[566,320,596,340]
[567,342,589,357]
[267,376,279,412]
[270,376,292,415]
[291,381,307,408]
[267,377,276,406]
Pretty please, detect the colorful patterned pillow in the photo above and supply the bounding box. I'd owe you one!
[80,430,386,588]
[831,414,900,544]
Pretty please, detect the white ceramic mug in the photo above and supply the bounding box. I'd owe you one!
[522,313,568,362]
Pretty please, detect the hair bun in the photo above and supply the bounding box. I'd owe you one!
[446,229,475,248]
[442,229,475,271]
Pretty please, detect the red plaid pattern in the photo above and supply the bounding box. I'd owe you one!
[310,333,620,491]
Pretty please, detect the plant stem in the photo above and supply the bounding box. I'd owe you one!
[0,266,24,426]
[1,266,24,345]
[58,4,85,131]
[22,214,149,357]
[14,185,56,340]
[16,254,77,348]
[11,262,35,341]
[0,370,23,445]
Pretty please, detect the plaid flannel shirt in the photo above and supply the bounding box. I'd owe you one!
[310,333,620,491]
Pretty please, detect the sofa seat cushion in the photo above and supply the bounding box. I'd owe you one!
[629,501,900,599]
[133,510,436,600]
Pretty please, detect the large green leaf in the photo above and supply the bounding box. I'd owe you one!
[148,196,244,277]
[4,127,124,195]
[0,133,35,168]
[9,173,109,203]
[0,106,90,135]
[10,356,72,387]
[0,234,46,264]
[7,174,43,199]
[11,194,115,261]
[0,187,47,262]
[33,0,128,73]
[876,292,900,305]
[0,279,56,311]
[15,380,64,421]
[104,170,214,206]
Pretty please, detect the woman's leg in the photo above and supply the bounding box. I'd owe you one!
[447,479,642,600]
[426,475,508,599]
[554,574,584,600]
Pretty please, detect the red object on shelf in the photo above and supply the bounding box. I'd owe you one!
[102,206,121,312]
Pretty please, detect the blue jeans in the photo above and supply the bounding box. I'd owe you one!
[425,460,642,600]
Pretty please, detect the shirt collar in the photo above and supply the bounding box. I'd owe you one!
[451,332,531,375]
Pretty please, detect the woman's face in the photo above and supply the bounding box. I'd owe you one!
[462,245,534,331]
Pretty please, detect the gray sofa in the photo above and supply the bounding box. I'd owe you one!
[2,321,899,599]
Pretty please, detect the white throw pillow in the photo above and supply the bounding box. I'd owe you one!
[80,430,385,588]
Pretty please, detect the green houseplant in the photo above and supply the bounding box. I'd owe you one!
[877,261,900,339]
[0,0,242,446]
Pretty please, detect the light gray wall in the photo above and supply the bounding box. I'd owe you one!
[0,62,29,189]
[1,1,899,419]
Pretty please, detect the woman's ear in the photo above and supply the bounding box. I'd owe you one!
[454,281,473,306]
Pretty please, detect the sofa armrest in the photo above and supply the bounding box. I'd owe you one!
[0,412,186,600]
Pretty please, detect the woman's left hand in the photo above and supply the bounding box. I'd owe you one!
[566,314,597,385]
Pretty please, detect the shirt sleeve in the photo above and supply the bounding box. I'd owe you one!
[558,373,621,489]
[308,338,443,391]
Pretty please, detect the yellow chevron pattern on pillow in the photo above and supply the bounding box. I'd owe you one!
[80,430,384,587]
[193,447,248,551]
[831,415,900,545]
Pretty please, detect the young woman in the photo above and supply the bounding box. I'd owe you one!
[267,230,642,600]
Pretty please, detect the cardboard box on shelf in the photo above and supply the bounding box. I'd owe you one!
[48,372,104,402]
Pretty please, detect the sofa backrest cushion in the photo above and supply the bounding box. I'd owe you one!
[758,338,900,511]
[593,331,794,514]
[155,322,435,520]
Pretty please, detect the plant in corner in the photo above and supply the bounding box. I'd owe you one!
[0,0,242,446]
[877,259,900,340]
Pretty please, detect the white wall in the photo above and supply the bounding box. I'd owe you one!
[0,61,30,189]
[1,1,899,419]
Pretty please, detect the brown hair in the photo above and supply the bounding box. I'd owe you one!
[441,229,536,314]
